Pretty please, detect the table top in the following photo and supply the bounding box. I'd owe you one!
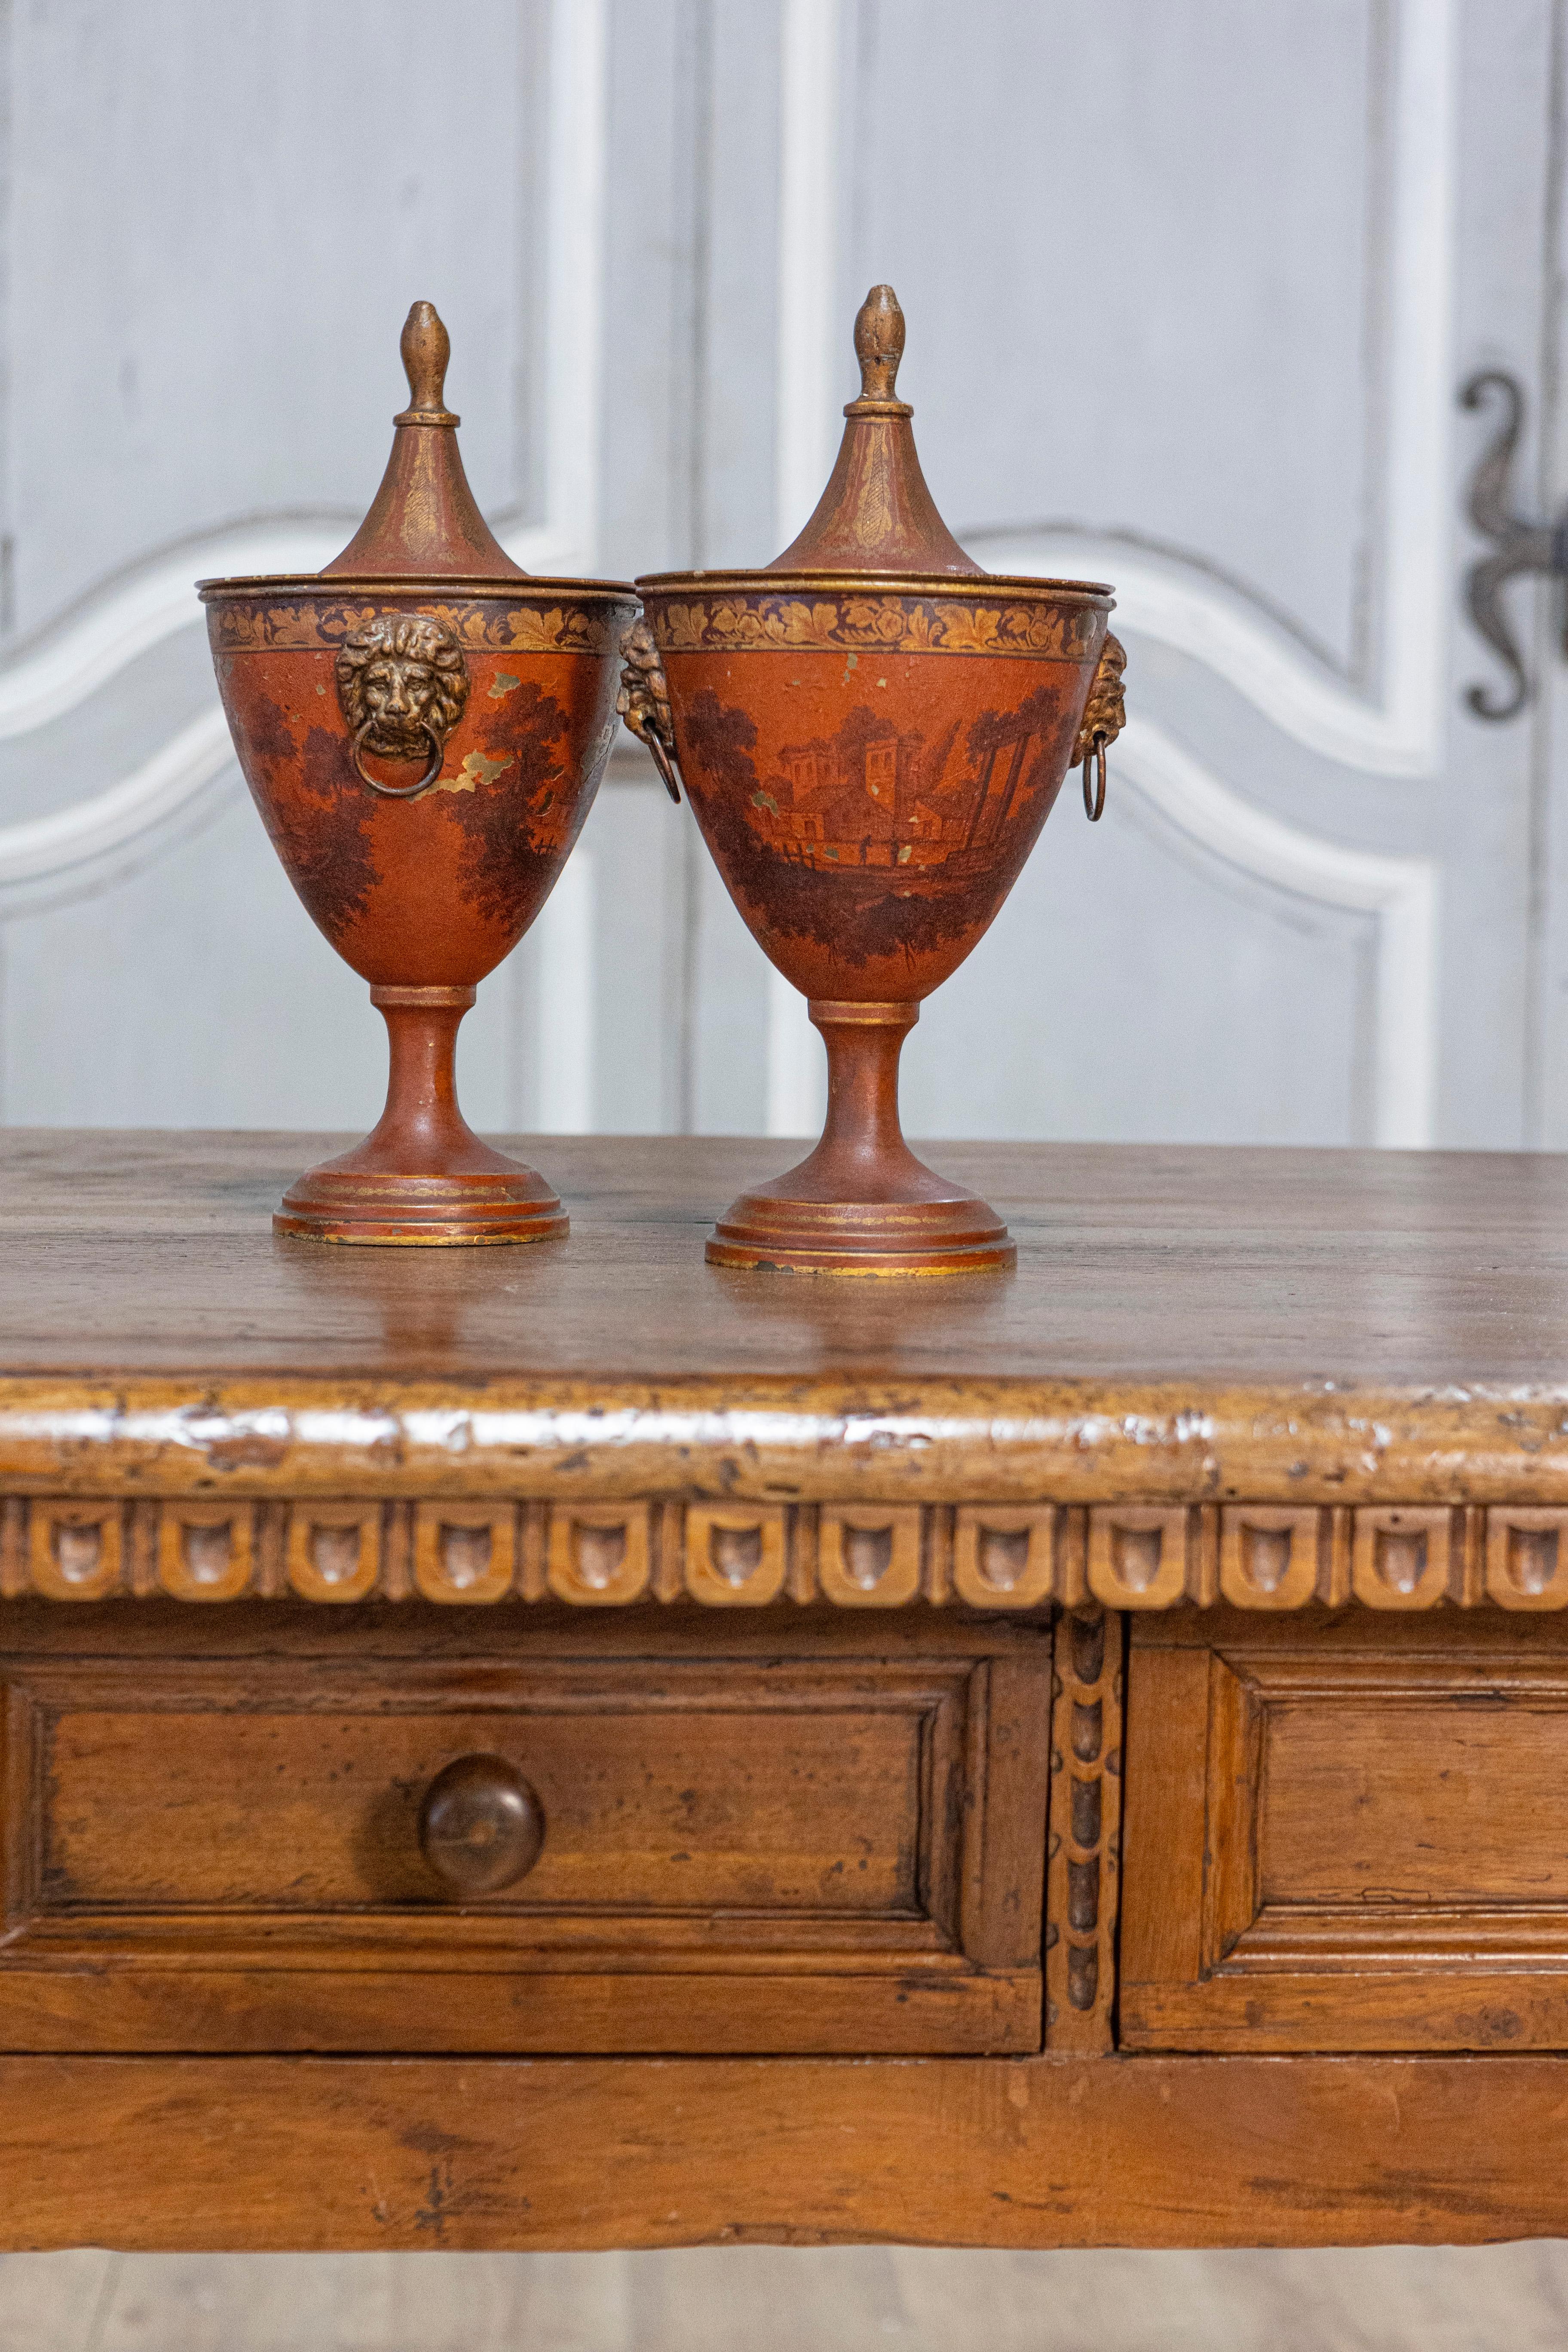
[3,1130,1568,1503]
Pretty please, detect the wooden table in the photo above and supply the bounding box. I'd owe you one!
[4,1130,1568,2251]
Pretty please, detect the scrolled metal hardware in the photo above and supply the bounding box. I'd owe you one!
[1459,368,1568,722]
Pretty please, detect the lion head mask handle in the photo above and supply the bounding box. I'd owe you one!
[1072,633,1126,822]
[615,618,682,803]
[336,611,471,799]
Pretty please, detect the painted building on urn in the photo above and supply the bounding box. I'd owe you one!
[755,699,1057,872]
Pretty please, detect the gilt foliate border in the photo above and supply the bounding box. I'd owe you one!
[646,594,1102,661]
[206,600,626,657]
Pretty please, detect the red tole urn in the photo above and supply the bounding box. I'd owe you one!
[623,286,1127,1273]
[199,303,637,1243]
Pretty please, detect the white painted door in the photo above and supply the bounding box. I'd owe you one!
[0,1,1556,1153]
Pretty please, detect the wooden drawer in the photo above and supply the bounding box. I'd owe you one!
[1121,1610,1568,2052]
[0,1605,1049,2055]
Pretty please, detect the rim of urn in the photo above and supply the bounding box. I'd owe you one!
[633,568,1114,606]
[196,574,638,603]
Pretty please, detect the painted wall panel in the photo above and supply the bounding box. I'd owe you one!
[904,796,1370,1146]
[11,0,538,631]
[849,0,1378,668]
[0,0,1556,1167]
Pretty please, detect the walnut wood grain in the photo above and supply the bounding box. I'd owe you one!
[2,1138,1568,2254]
[1044,1606,1124,2050]
[3,1130,1568,1385]
[1122,1608,1568,2050]
[0,1601,1047,2055]
[4,1135,1568,1525]
[0,2052,1565,2251]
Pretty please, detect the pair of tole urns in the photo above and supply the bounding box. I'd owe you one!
[200,293,1126,1275]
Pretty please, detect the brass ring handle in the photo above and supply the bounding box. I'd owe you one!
[352,717,446,799]
[1082,737,1107,822]
[417,1754,545,1896]
[1072,633,1125,825]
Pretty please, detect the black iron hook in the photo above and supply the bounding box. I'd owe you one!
[1459,368,1568,722]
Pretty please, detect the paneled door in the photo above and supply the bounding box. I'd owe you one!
[0,0,1558,1151]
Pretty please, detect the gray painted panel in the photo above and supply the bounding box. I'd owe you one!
[0,0,1558,1169]
[848,0,1378,668]
[11,0,535,630]
[903,794,1370,1146]
[1,788,374,1128]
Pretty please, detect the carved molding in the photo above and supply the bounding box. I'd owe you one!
[1116,716,1439,1148]
[11,1379,1568,1510]
[0,1496,963,1608]
[1046,1606,1124,2052]
[0,708,236,900]
[760,0,1456,1140]
[2,1496,1565,1608]
[955,4,1458,779]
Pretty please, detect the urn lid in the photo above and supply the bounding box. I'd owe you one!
[321,302,528,581]
[769,285,983,576]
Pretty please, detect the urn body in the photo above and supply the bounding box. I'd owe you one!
[202,581,633,988]
[637,577,1111,1006]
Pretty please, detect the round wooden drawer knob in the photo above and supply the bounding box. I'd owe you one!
[418,1755,545,1896]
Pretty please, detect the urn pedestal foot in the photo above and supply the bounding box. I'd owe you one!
[275,985,567,1246]
[706,1000,1014,1276]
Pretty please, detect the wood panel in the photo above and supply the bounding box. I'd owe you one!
[3,1137,1568,1516]
[0,1606,1050,2056]
[0,2051,1565,2251]
[0,5,1561,1163]
[1259,1683,1568,1904]
[38,1677,927,1917]
[1122,1609,1568,2051]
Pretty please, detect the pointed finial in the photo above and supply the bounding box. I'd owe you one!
[766,282,980,573]
[852,285,908,408]
[396,301,458,425]
[321,299,526,576]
